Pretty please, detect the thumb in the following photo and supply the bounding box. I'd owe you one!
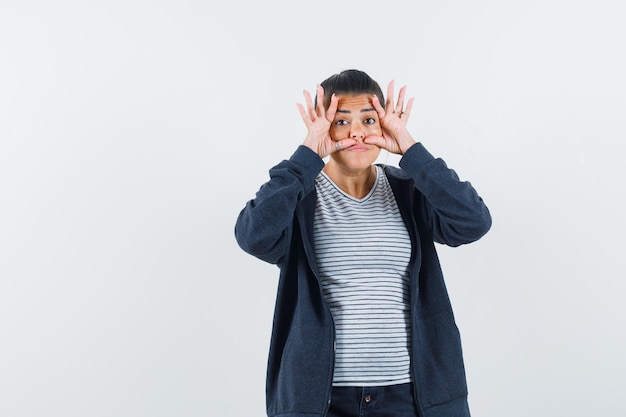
[335,138,358,151]
[363,136,385,147]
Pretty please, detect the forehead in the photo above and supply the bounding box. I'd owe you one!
[336,94,375,110]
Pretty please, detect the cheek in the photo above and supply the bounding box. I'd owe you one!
[366,124,382,135]
[330,125,349,139]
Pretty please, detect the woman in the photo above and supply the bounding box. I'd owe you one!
[235,69,491,417]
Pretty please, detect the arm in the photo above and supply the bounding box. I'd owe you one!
[366,80,491,246]
[234,146,324,264]
[235,85,355,264]
[399,142,492,247]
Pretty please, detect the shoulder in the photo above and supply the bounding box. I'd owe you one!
[377,164,411,181]
[377,164,417,200]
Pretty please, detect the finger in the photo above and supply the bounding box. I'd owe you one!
[333,138,358,152]
[303,89,316,120]
[296,103,311,126]
[372,94,385,118]
[326,93,338,121]
[386,80,395,112]
[316,85,325,118]
[402,97,415,120]
[396,85,406,113]
[363,136,385,148]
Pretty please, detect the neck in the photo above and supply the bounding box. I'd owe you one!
[323,164,377,199]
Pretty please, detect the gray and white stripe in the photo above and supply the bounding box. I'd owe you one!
[314,166,413,387]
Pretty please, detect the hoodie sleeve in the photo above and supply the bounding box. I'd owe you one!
[399,142,492,247]
[234,146,325,264]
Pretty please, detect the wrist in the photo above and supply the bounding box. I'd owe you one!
[397,133,417,155]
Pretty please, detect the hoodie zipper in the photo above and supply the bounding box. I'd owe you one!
[322,317,336,417]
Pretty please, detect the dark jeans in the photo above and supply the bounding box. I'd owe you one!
[327,383,420,417]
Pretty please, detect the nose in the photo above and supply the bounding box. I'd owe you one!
[350,122,365,140]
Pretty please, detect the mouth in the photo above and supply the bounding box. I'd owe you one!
[346,144,369,152]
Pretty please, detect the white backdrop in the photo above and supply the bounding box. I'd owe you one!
[1,1,625,416]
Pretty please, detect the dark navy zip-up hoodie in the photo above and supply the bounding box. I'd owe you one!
[235,143,492,417]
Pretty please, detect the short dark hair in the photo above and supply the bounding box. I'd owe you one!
[315,69,385,110]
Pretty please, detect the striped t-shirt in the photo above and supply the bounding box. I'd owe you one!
[313,166,413,387]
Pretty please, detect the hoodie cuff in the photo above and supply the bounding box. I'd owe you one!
[288,145,325,192]
[290,145,325,173]
[399,142,436,173]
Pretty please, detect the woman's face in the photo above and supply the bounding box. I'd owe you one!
[329,94,382,170]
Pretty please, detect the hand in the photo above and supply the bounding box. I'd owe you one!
[297,85,357,158]
[365,80,416,155]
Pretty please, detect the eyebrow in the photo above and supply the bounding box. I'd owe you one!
[336,107,376,114]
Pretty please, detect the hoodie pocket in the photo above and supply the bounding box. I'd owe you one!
[413,312,468,408]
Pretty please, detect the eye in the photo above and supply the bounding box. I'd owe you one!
[364,117,376,125]
[334,119,348,126]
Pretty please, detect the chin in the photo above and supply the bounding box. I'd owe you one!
[335,149,380,169]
